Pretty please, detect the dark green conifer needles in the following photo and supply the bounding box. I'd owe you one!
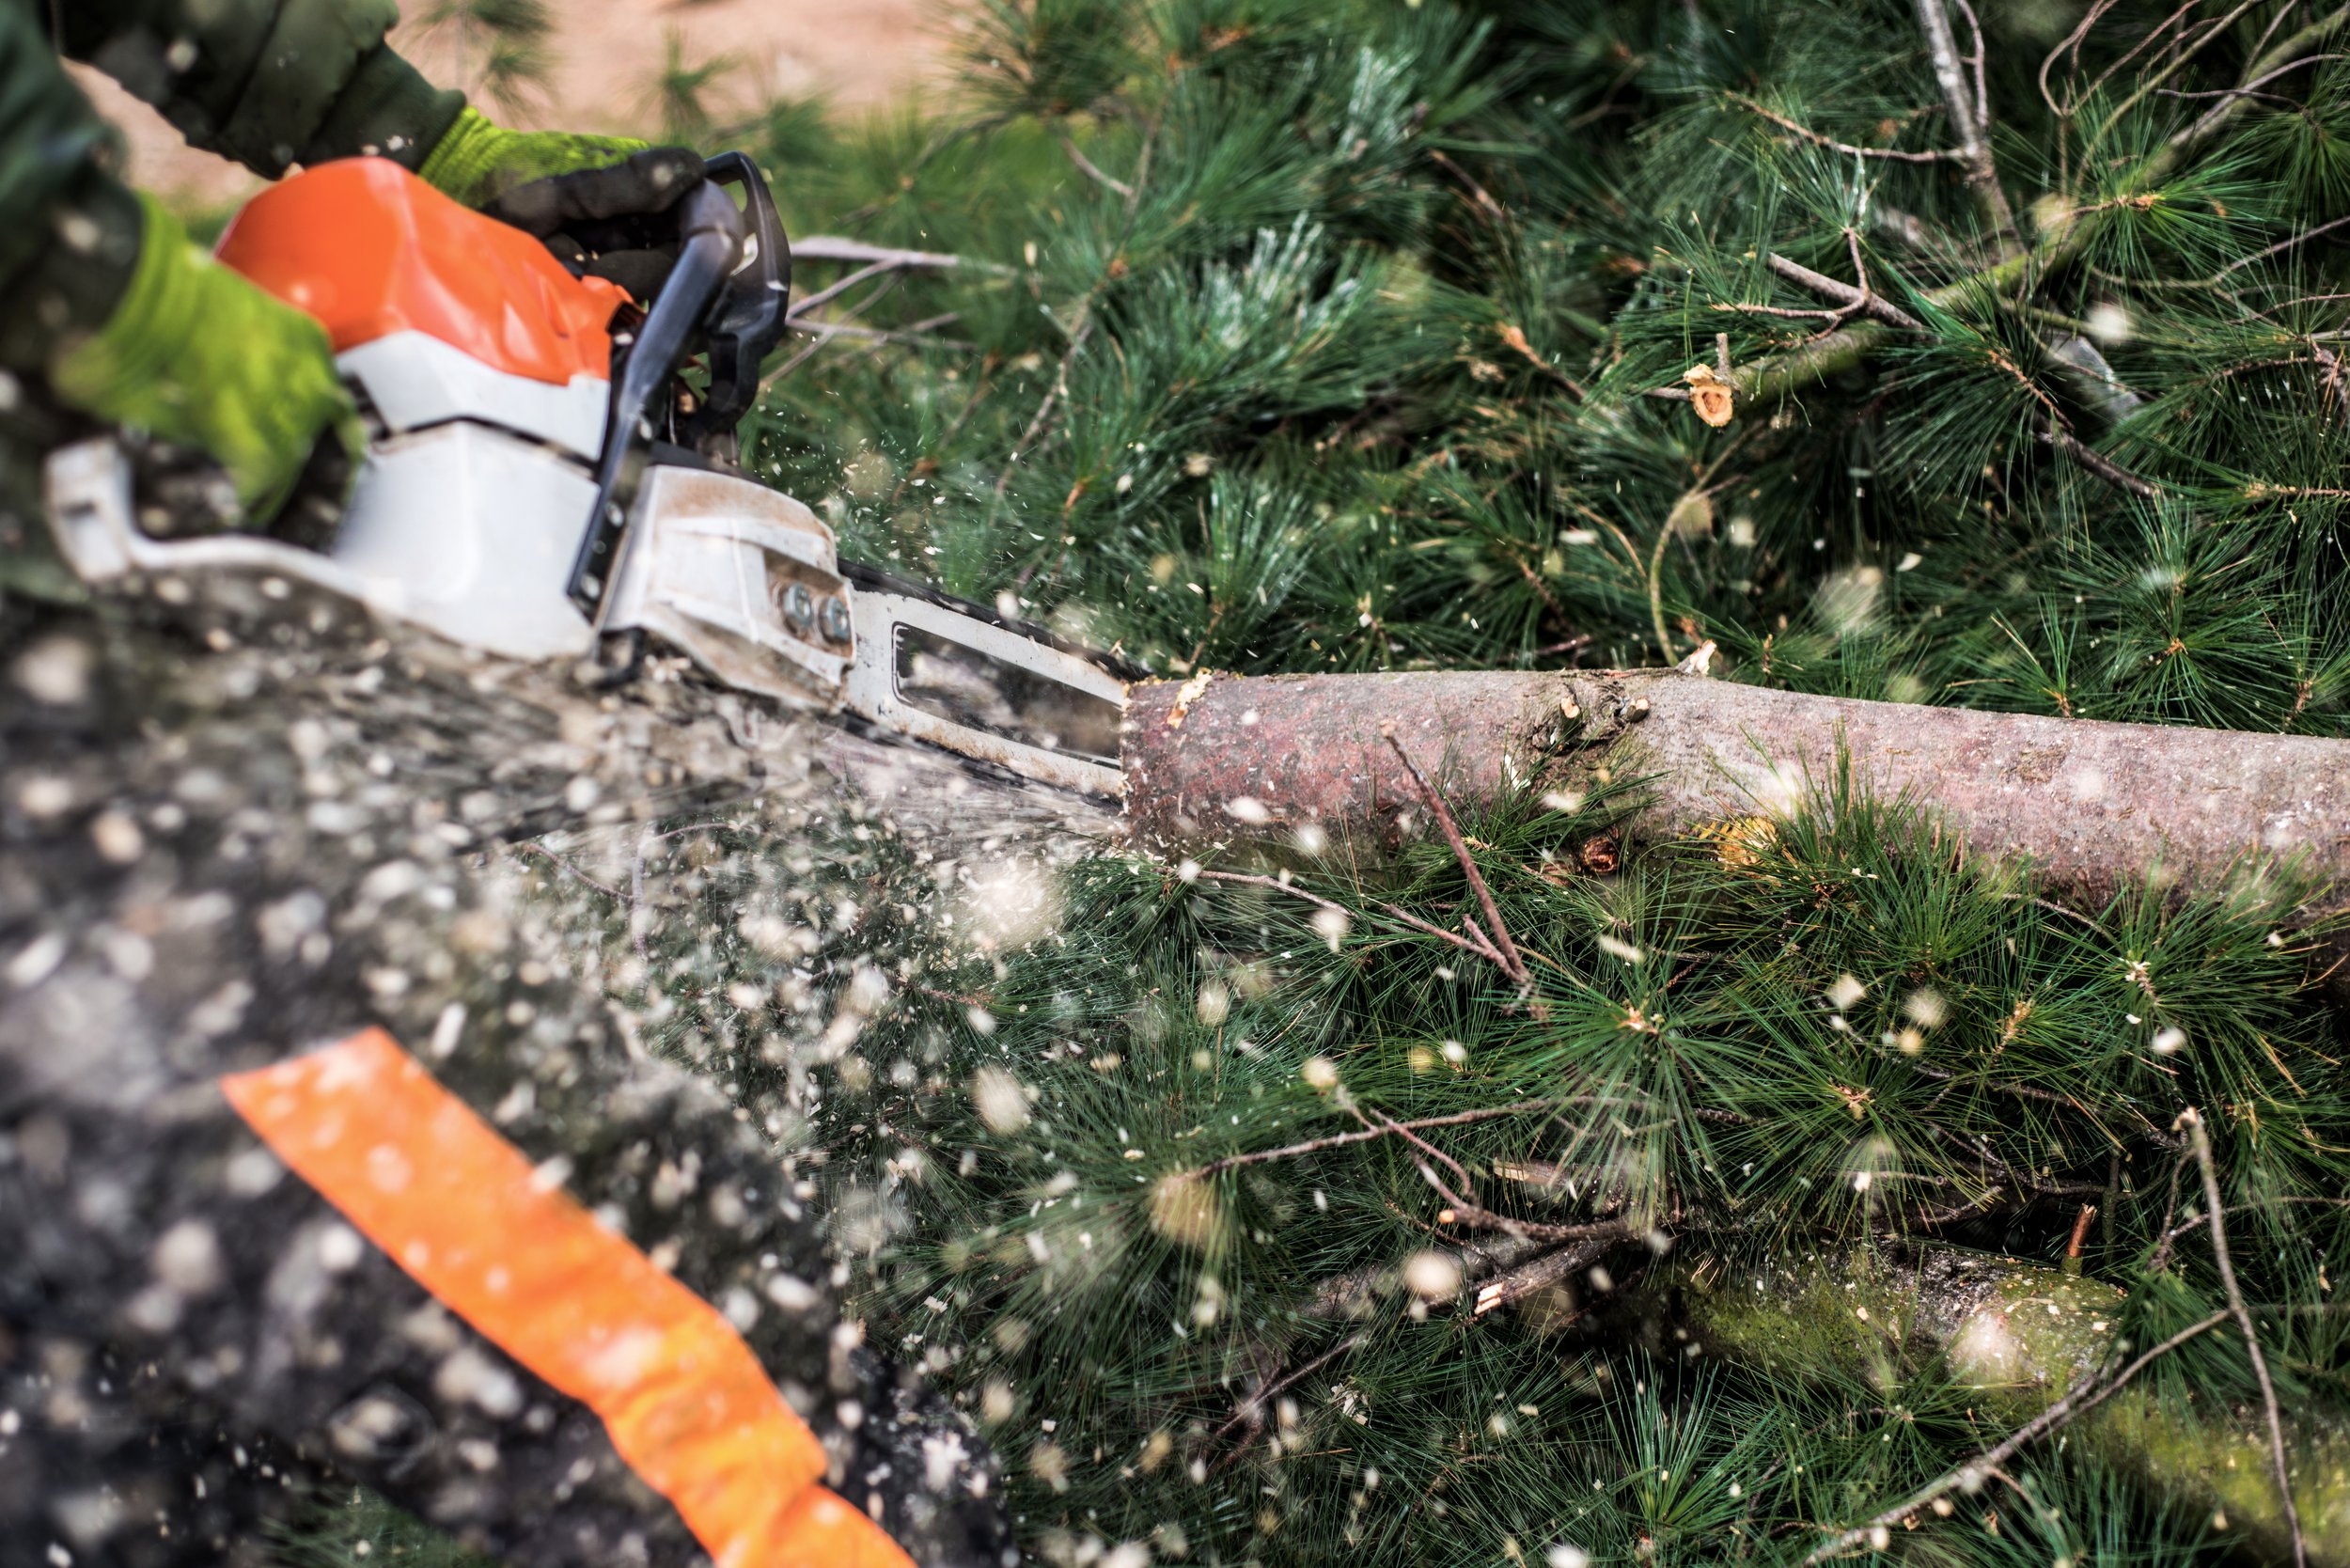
[300,0,2350,1561]
[726,1,2350,1561]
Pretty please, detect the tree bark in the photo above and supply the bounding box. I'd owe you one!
[1120,669,2350,923]
[1653,1243,2350,1564]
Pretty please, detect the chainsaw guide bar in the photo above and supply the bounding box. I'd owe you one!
[42,152,1128,805]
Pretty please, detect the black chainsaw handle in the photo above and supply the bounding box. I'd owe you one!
[683,150,791,448]
[566,177,745,615]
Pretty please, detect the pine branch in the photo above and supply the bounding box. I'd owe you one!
[1727,92,1965,165]
[1711,4,2350,412]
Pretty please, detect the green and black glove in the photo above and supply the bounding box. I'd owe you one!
[420,108,706,299]
[49,197,362,528]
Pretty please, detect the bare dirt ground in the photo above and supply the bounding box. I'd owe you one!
[70,0,954,212]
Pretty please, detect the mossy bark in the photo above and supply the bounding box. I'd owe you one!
[1660,1244,2350,1563]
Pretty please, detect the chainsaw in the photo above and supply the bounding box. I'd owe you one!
[40,153,1128,802]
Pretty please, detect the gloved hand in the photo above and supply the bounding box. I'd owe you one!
[420,107,706,298]
[50,196,361,528]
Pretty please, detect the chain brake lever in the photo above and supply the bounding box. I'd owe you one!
[566,179,746,616]
[681,152,791,456]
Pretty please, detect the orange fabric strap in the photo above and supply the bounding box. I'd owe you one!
[221,1027,915,1568]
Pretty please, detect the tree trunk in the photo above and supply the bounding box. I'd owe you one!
[1121,668,2350,923]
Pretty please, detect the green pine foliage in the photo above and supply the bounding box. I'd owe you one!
[739,0,2349,728]
[698,1,2350,1562]
[284,0,2350,1560]
[416,0,556,114]
[789,776,2337,1565]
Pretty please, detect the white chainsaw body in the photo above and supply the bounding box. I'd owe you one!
[43,327,1126,798]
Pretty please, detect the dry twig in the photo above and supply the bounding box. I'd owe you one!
[1727,92,1963,163]
[1380,727,1529,987]
[1192,1102,1566,1177]
[2183,1106,2306,1568]
[1914,0,2021,250]
[1763,250,1925,331]
[1472,1233,1622,1316]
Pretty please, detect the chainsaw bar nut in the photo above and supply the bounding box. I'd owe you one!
[782,582,816,633]
[820,595,853,644]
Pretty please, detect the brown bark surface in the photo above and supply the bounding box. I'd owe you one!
[1121,669,2350,916]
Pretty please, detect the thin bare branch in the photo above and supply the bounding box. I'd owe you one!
[993,316,1094,500]
[1915,0,2022,249]
[1058,131,1136,197]
[992,118,1157,506]
[1764,252,1926,330]
[2179,24,2350,148]
[1381,728,1530,987]
[1728,92,1963,163]
[791,235,1002,273]
[2184,1106,2306,1568]
[2221,213,2350,277]
[2092,0,2266,142]
[2042,417,2164,497]
[1385,903,1514,964]
[2088,2,2217,105]
[1190,868,1353,919]
[1181,868,1531,968]
[792,258,909,317]
[1370,1107,1478,1190]
[2160,1194,2350,1246]
[1213,1334,1366,1448]
[1428,148,1510,226]
[518,841,625,902]
[1193,1102,1569,1177]
[2040,0,2123,119]
[764,314,970,384]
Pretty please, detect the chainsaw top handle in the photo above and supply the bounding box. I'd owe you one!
[566,153,791,617]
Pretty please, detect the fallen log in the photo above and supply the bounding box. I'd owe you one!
[1121,667,2350,921]
[1652,1243,2350,1564]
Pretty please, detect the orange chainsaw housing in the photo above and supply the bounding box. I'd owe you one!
[215,158,627,388]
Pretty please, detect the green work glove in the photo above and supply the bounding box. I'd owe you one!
[419,106,697,212]
[50,196,361,527]
[420,108,706,297]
